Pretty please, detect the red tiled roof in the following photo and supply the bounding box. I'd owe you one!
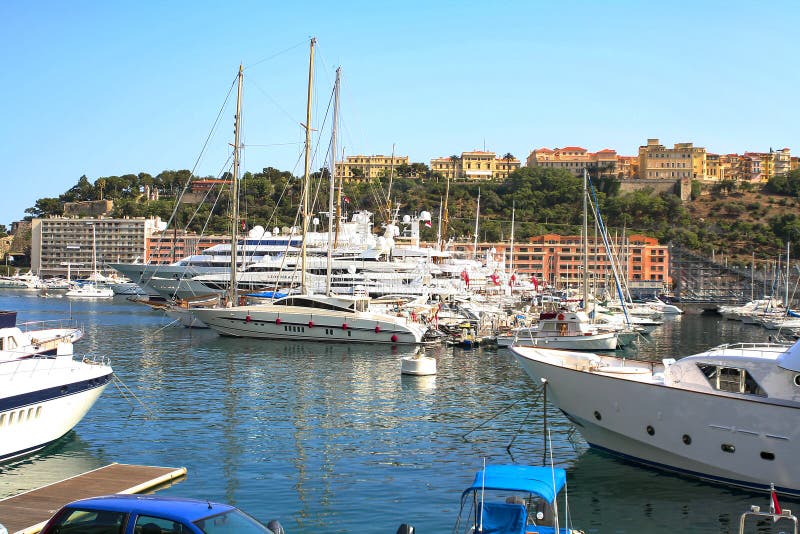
[536,148,554,153]
[596,148,616,153]
[558,146,587,152]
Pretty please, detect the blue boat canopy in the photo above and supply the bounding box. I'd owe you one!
[462,465,566,504]
[246,291,288,299]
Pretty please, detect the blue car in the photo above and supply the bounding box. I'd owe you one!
[39,494,284,534]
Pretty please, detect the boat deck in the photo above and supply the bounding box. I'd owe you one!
[0,463,187,534]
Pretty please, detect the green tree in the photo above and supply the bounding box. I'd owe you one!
[25,197,63,217]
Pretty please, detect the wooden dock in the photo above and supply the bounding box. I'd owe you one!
[0,463,187,534]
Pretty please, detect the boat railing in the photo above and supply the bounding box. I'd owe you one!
[17,317,81,333]
[707,342,789,356]
[738,505,797,534]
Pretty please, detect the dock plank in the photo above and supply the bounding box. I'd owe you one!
[0,463,186,534]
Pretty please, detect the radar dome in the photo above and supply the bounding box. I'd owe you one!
[248,225,266,238]
[402,215,411,223]
[420,211,432,221]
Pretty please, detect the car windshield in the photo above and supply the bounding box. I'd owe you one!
[193,509,271,533]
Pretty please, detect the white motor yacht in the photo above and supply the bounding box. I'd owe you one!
[192,293,427,345]
[0,348,113,462]
[511,339,800,495]
[0,311,83,361]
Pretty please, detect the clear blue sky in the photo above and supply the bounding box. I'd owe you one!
[2,0,798,227]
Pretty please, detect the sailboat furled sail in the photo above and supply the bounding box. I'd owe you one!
[192,38,427,344]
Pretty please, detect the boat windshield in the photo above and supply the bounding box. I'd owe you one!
[194,509,272,533]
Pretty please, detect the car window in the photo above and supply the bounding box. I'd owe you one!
[134,514,192,534]
[193,509,271,533]
[46,507,126,534]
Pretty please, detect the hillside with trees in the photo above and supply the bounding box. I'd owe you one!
[22,166,800,268]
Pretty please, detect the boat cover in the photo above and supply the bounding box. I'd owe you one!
[476,502,526,534]
[0,311,16,328]
[462,465,566,504]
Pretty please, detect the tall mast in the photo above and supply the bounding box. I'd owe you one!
[327,66,340,296]
[386,143,396,225]
[509,201,515,279]
[440,174,451,251]
[582,168,589,312]
[473,188,480,260]
[227,64,243,307]
[300,37,315,294]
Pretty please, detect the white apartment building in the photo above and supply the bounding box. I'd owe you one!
[31,217,165,278]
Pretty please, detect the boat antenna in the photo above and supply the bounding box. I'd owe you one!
[479,457,486,533]
[547,428,560,534]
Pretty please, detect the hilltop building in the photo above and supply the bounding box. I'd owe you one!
[430,151,520,181]
[525,147,625,178]
[638,139,707,180]
[336,155,409,182]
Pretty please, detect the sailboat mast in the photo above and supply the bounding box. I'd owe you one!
[327,66,340,296]
[301,37,316,294]
[440,174,450,251]
[582,168,589,312]
[509,202,515,279]
[386,143,396,225]
[473,189,480,260]
[228,64,243,307]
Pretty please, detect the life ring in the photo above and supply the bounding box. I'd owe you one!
[557,313,565,320]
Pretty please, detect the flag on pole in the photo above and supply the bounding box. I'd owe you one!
[531,275,539,291]
[241,219,246,231]
[771,483,782,515]
[343,196,350,204]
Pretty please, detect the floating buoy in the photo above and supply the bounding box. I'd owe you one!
[245,314,251,323]
[557,313,565,320]
[401,352,437,376]
[375,325,381,333]
[308,321,314,328]
[275,318,282,325]
[342,323,348,330]
[391,334,398,343]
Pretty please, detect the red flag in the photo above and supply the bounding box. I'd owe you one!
[241,219,246,231]
[531,275,539,291]
[509,273,516,286]
[771,485,782,514]
[490,272,500,285]
[343,196,350,204]
[424,220,432,228]
[461,269,470,288]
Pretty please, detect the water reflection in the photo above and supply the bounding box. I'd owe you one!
[0,292,791,533]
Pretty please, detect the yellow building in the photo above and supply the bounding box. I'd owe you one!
[430,151,520,181]
[335,154,409,182]
[638,139,707,180]
[526,146,622,177]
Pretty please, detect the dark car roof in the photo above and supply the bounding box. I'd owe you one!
[64,494,236,522]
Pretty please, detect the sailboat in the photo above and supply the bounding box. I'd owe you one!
[193,40,427,345]
[66,224,114,298]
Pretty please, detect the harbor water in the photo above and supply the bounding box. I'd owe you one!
[0,292,790,533]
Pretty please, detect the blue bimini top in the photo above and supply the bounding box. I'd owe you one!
[462,465,567,504]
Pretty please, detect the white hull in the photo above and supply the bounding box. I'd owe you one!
[512,332,618,351]
[0,357,113,461]
[192,304,425,344]
[512,345,800,495]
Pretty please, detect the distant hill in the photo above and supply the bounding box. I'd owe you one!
[21,167,800,268]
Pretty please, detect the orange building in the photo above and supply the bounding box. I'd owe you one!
[448,233,669,291]
[145,233,229,264]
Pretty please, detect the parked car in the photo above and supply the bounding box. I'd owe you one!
[39,494,285,534]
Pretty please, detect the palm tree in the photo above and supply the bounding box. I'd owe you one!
[502,153,515,179]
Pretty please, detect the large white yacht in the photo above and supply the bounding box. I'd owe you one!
[511,339,800,496]
[192,293,427,345]
[0,349,113,462]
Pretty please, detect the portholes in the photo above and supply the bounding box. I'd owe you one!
[794,374,800,387]
[682,434,692,445]
[646,425,655,436]
[761,451,775,461]
[721,443,736,453]
[593,411,602,421]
